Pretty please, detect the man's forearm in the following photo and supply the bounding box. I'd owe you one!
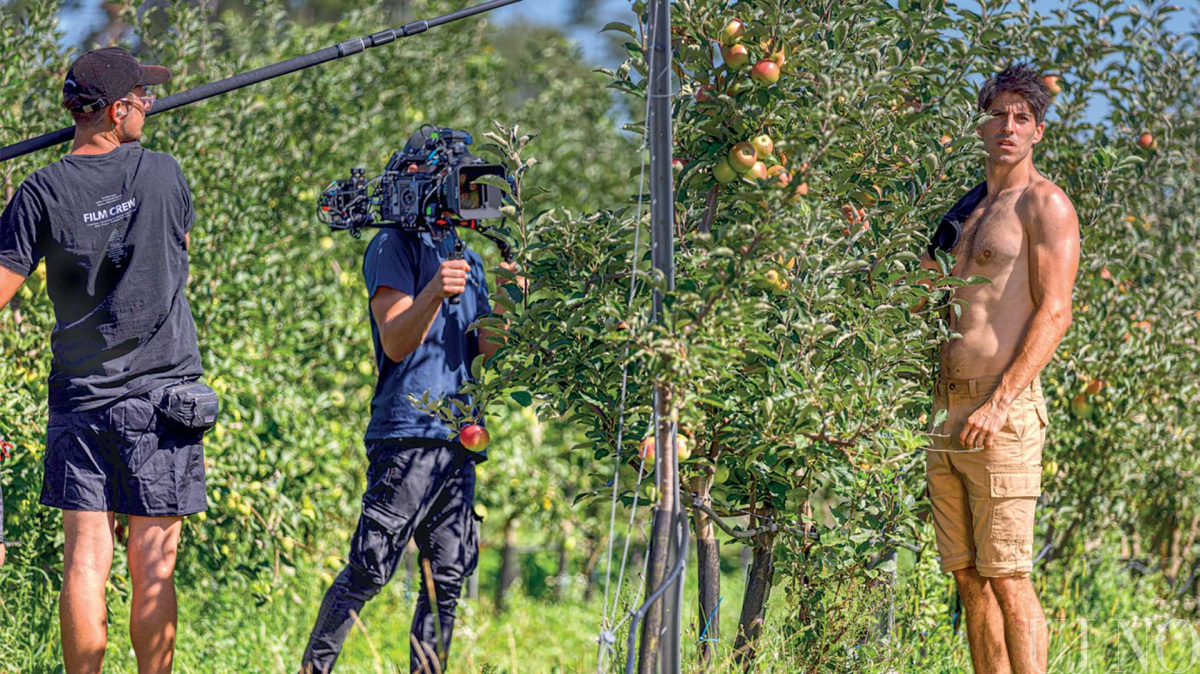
[380,287,443,363]
[993,305,1072,407]
[0,266,27,312]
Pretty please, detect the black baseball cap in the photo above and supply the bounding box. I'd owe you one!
[63,46,171,114]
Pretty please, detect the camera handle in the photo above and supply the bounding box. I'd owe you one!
[448,236,467,306]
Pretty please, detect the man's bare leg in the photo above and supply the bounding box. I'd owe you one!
[992,576,1048,674]
[62,510,116,674]
[953,567,1011,673]
[127,515,183,674]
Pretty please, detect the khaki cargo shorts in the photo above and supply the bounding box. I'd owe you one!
[925,375,1048,578]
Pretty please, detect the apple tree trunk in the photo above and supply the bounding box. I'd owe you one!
[691,474,721,669]
[495,516,519,614]
[733,528,776,670]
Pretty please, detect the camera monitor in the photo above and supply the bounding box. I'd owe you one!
[453,164,505,221]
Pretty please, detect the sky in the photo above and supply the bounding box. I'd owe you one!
[58,0,1199,61]
[54,0,1199,126]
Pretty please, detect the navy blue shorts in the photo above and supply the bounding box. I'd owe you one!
[40,395,208,517]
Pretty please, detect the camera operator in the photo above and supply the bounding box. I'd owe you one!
[0,47,209,673]
[301,195,523,672]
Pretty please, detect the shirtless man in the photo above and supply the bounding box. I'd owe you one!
[918,64,1081,673]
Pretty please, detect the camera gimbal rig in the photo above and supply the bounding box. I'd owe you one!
[318,126,515,304]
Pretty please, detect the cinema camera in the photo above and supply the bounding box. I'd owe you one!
[318,126,515,275]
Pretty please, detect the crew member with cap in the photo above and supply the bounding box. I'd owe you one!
[0,47,211,674]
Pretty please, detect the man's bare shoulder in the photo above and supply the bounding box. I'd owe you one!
[1016,178,1078,235]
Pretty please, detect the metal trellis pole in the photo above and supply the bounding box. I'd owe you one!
[637,0,681,671]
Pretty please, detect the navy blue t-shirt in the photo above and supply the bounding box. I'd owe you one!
[0,142,203,412]
[362,230,491,442]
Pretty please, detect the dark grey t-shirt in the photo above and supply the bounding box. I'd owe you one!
[0,142,202,412]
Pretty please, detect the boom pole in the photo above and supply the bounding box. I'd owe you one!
[0,0,524,163]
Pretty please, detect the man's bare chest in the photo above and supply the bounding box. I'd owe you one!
[952,200,1026,270]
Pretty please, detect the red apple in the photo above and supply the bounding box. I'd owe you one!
[638,434,690,463]
[677,434,692,460]
[794,181,809,197]
[723,44,750,69]
[639,436,655,462]
[459,424,490,451]
[673,158,685,173]
[720,19,746,46]
[750,59,780,85]
[696,84,716,102]
[940,134,953,148]
[1042,74,1062,96]
[749,161,768,181]
[729,142,758,173]
[751,134,774,159]
[712,158,739,184]
[1137,133,1157,149]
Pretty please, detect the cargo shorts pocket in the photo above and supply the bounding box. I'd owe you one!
[988,471,1040,559]
[118,399,165,476]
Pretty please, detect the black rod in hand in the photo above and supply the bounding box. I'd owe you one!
[0,0,524,163]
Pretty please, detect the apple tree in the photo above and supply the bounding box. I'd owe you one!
[457,0,1200,669]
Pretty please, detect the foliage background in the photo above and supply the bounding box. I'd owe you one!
[1,0,1199,671]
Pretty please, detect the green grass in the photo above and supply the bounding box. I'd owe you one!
[3,547,1200,673]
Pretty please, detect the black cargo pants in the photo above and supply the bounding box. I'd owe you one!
[302,438,482,673]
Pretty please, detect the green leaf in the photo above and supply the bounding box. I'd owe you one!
[471,175,512,196]
[600,21,637,38]
[511,390,533,407]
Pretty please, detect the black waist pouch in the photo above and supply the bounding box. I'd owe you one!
[155,381,220,431]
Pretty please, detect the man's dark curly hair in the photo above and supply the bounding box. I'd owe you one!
[978,63,1052,124]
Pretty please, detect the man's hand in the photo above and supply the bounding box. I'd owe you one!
[498,260,528,287]
[907,251,943,313]
[491,261,528,316]
[960,399,1010,451]
[430,259,471,300]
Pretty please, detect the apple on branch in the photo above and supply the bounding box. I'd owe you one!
[749,161,768,181]
[751,59,780,85]
[713,158,739,184]
[459,424,490,451]
[729,142,758,173]
[751,134,774,159]
[723,44,750,69]
[720,18,746,46]
[639,433,692,463]
[1042,74,1062,96]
